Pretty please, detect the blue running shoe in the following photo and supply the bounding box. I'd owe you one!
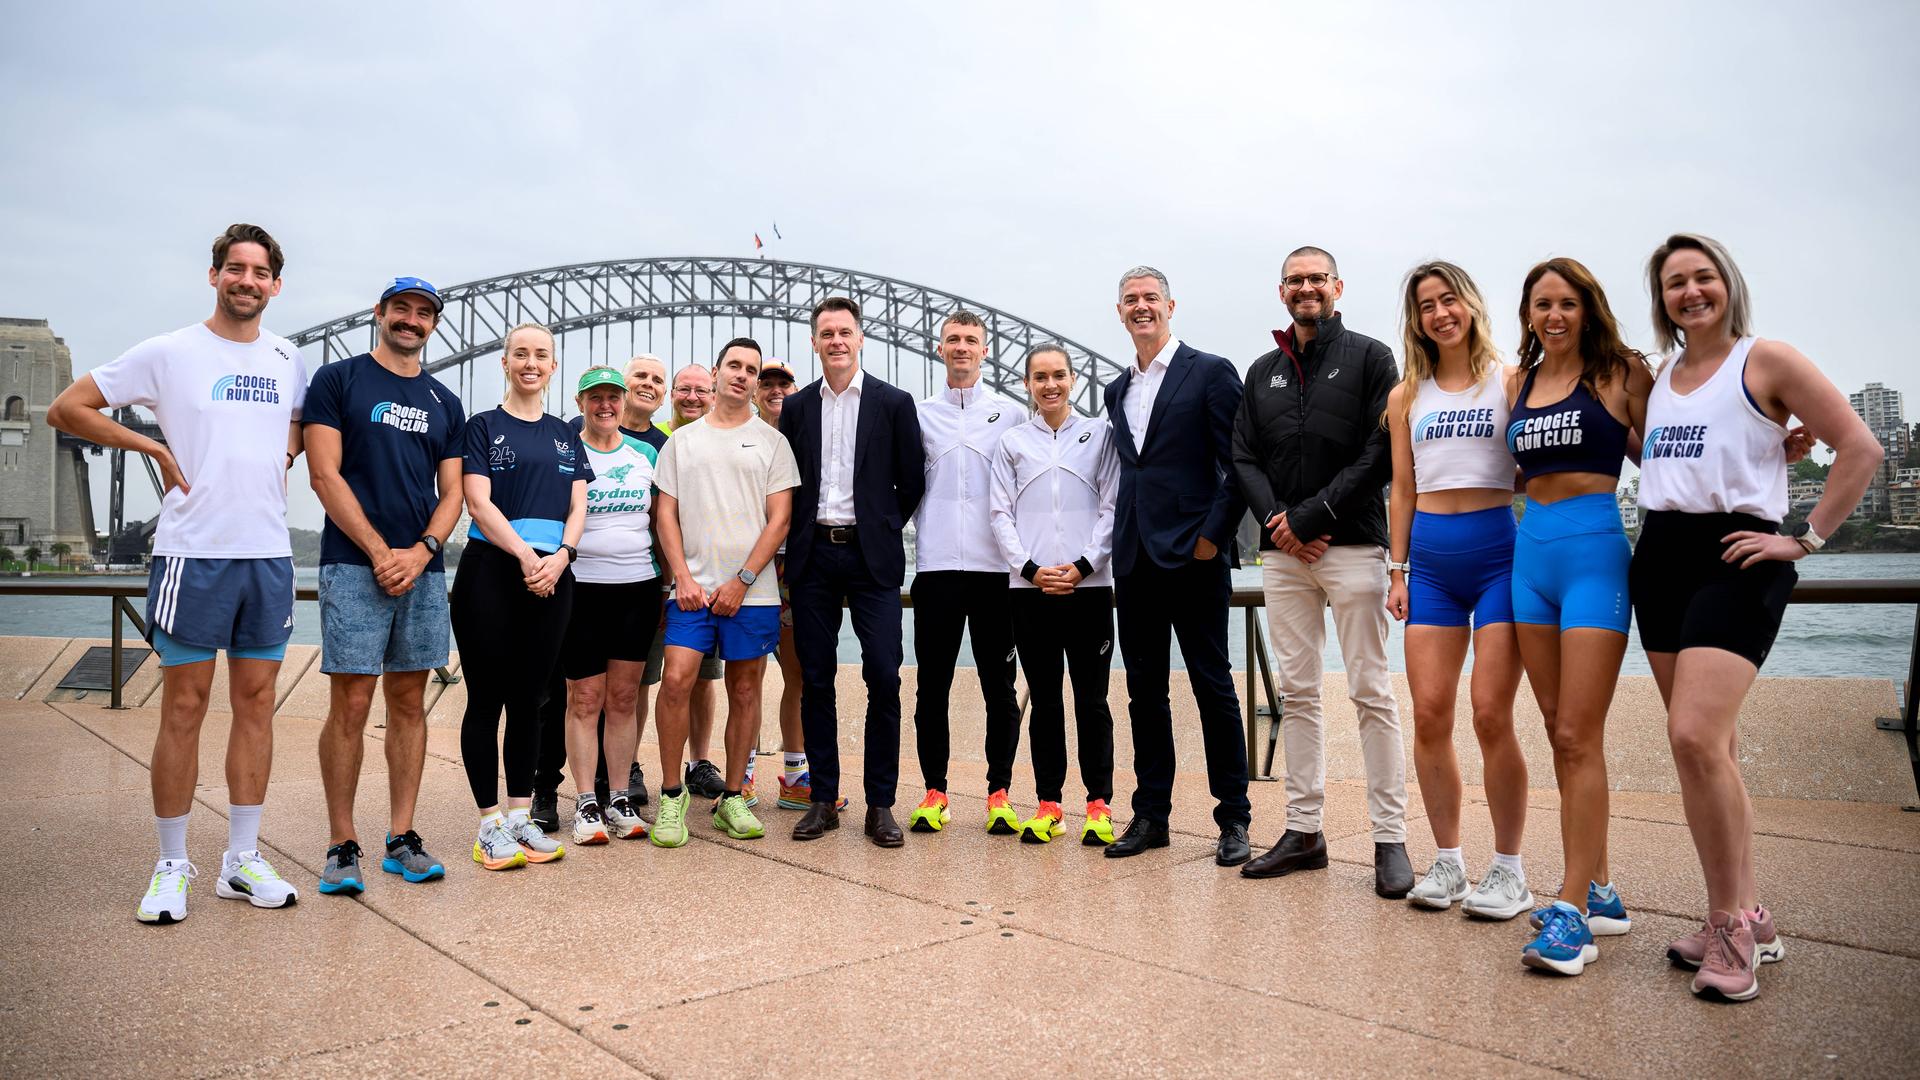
[1522,901,1598,976]
[381,831,445,883]
[1530,882,1631,936]
[318,840,364,896]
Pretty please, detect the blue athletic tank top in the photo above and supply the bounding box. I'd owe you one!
[1506,365,1629,481]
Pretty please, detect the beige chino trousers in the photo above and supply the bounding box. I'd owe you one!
[1261,544,1407,842]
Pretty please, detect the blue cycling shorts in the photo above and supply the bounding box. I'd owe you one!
[1511,493,1631,634]
[1408,505,1516,629]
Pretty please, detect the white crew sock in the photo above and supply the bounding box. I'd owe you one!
[227,804,262,858]
[784,752,806,783]
[156,812,189,862]
[1492,851,1525,878]
[1434,846,1463,868]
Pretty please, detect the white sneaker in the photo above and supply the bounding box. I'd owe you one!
[1408,858,1470,910]
[1462,863,1534,921]
[604,796,649,840]
[137,859,197,924]
[572,802,610,845]
[508,815,565,863]
[215,850,299,909]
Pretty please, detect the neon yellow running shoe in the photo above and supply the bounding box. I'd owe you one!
[651,789,691,848]
[909,789,950,833]
[1081,799,1117,846]
[985,789,1020,836]
[1020,801,1065,844]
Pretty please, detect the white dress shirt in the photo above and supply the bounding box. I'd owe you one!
[817,368,865,525]
[1123,336,1180,455]
[915,382,1024,572]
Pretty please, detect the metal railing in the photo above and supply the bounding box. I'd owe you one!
[3,575,1917,803]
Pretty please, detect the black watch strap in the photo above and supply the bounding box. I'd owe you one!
[419,534,443,556]
[560,543,578,563]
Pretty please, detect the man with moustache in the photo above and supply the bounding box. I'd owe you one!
[1101,265,1253,866]
[905,310,1024,835]
[1232,246,1412,899]
[781,297,927,846]
[47,224,308,922]
[305,276,467,894]
[533,353,671,829]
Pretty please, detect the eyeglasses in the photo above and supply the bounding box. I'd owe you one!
[1282,273,1335,291]
[673,387,713,397]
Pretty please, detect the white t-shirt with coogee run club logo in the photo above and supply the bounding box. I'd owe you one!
[89,322,307,558]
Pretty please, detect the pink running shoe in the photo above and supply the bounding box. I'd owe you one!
[1668,904,1786,969]
[1691,911,1760,1002]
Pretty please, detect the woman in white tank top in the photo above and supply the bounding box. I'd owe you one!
[1630,234,1880,1003]
[1383,262,1533,919]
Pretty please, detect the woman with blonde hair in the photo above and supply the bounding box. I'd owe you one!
[1383,262,1531,920]
[1633,234,1878,1001]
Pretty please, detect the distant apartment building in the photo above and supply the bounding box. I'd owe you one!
[1849,381,1908,521]
[1788,477,1826,513]
[1893,467,1920,526]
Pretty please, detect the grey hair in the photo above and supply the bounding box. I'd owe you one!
[1117,265,1170,301]
[624,353,664,379]
[1284,246,1339,278]
[1646,233,1752,353]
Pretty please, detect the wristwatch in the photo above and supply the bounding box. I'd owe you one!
[559,543,578,563]
[1788,522,1825,553]
[1387,560,1411,574]
[737,567,758,587]
[419,534,443,557]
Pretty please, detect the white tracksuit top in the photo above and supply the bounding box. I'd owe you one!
[914,383,1026,572]
[989,413,1120,589]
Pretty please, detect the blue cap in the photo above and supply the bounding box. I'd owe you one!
[379,275,443,312]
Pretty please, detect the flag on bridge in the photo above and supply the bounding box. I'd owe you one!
[754,233,763,251]
[773,222,783,240]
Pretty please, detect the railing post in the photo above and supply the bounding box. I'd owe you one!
[1903,603,1918,811]
[109,594,124,710]
[1244,606,1258,772]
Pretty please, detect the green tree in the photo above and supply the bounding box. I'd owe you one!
[50,542,71,568]
[1791,457,1829,482]
[23,544,41,568]
[0,546,12,569]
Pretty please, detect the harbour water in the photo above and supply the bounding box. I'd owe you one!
[1,552,1913,682]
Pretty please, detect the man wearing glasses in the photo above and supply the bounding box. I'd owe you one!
[652,365,727,801]
[1232,246,1412,899]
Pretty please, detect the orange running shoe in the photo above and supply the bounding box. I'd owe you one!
[909,789,951,832]
[1081,799,1116,846]
[1020,800,1065,844]
[985,788,1019,835]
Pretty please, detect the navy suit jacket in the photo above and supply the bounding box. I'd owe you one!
[1104,342,1247,576]
[780,372,926,587]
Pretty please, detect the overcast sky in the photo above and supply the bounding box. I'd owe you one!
[4,1,1915,532]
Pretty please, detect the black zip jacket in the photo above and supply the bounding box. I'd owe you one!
[1231,312,1396,548]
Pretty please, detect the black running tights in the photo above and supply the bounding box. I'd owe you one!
[452,540,574,808]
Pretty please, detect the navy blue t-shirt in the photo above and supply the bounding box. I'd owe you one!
[303,354,466,572]
[463,407,593,553]
[569,413,668,452]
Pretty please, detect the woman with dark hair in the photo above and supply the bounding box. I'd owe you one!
[1634,234,1879,1001]
[1504,258,1651,975]
[1384,262,1531,920]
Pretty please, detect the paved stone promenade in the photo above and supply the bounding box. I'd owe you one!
[3,637,1917,1077]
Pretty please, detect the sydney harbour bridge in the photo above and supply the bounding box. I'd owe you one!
[97,257,1127,555]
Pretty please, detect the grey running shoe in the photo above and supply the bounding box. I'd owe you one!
[382,831,444,882]
[605,795,649,840]
[685,759,726,800]
[318,840,364,895]
[1408,858,1470,910]
[509,815,565,863]
[628,762,650,807]
[473,820,527,871]
[1462,863,1534,921]
[572,801,610,845]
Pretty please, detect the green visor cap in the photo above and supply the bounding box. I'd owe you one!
[576,367,627,395]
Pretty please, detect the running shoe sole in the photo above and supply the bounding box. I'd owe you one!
[986,813,1019,836]
[1409,882,1470,911]
[909,808,950,833]
[713,816,766,840]
[1692,973,1761,1002]
[214,878,297,909]
[1462,890,1535,921]
[135,909,181,925]
[317,876,365,895]
[1082,828,1114,846]
[574,828,610,846]
[381,858,444,883]
[1669,936,1785,969]
[1522,944,1596,976]
[472,844,527,871]
[1020,821,1063,844]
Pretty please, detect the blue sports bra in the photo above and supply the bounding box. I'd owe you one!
[1505,364,1629,481]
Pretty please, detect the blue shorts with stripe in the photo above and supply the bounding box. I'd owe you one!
[145,556,296,664]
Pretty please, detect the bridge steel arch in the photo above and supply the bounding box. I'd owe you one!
[288,257,1124,416]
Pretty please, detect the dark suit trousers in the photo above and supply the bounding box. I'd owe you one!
[1115,555,1251,828]
[910,570,1021,795]
[792,535,905,808]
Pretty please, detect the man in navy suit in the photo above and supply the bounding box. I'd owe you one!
[1102,266,1254,865]
[779,296,927,847]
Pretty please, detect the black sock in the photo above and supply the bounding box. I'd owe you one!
[662,785,684,798]
[724,789,741,799]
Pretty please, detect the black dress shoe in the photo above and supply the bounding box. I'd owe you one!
[1375,841,1414,899]
[1216,823,1252,867]
[1103,817,1170,858]
[530,790,560,833]
[1240,828,1329,879]
[792,801,840,840]
[865,806,905,848]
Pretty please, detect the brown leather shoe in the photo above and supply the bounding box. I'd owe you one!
[865,806,905,848]
[792,801,840,841]
[1240,829,1328,879]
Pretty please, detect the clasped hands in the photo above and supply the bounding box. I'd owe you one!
[1265,511,1330,565]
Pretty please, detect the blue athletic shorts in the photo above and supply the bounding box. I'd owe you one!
[1408,505,1516,628]
[317,563,450,675]
[1511,493,1631,634]
[145,555,295,662]
[663,603,780,662]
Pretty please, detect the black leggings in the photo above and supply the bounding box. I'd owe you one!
[1013,586,1116,804]
[452,540,574,808]
[911,570,1021,793]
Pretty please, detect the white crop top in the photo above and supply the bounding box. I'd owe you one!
[1638,337,1787,521]
[1409,367,1515,494]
